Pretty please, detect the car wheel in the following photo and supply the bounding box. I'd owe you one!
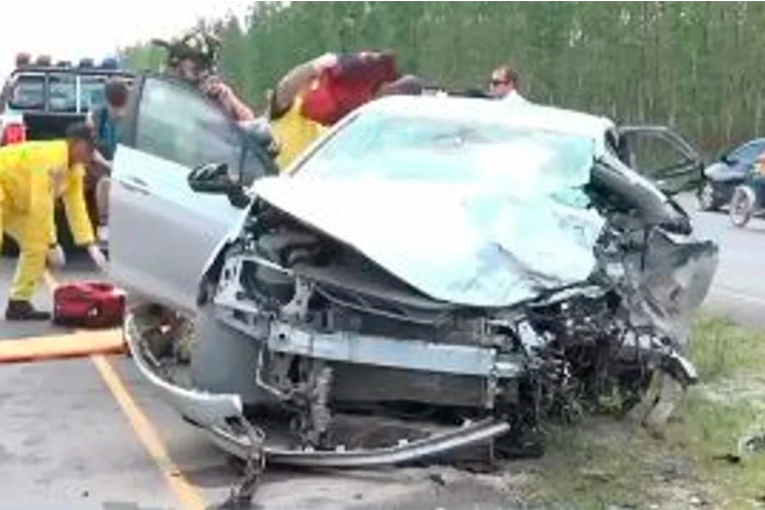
[190,304,276,407]
[730,185,755,228]
[697,180,720,211]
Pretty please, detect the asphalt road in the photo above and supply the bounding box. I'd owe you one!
[0,195,763,510]
[677,193,765,328]
[0,257,519,509]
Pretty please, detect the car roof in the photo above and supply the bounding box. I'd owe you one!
[360,95,616,151]
[735,137,765,148]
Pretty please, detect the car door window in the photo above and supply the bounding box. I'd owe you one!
[730,140,765,164]
[629,136,687,179]
[615,126,702,195]
[9,74,44,110]
[135,77,242,172]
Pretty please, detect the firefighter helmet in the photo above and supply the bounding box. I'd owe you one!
[152,28,221,70]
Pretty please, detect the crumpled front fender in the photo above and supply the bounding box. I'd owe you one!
[124,313,244,429]
[630,229,720,350]
[124,310,514,467]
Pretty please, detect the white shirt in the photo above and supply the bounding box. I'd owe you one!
[501,90,529,105]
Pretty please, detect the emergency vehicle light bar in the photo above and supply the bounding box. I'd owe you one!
[14,53,116,70]
[15,52,31,67]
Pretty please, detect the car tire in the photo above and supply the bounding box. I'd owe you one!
[697,180,721,212]
[190,305,277,407]
[730,185,755,228]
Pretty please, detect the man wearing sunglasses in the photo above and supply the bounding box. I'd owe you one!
[488,65,528,104]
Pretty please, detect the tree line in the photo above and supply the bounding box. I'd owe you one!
[121,1,763,158]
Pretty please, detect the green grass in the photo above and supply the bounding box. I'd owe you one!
[667,316,765,509]
[519,315,765,510]
[526,425,656,509]
[667,394,765,509]
[689,315,765,380]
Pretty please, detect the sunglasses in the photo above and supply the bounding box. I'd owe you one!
[490,79,509,87]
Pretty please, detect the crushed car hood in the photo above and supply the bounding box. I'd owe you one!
[251,176,606,307]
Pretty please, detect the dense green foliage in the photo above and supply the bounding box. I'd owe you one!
[121,2,763,156]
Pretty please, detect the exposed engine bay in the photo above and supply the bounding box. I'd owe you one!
[127,153,718,470]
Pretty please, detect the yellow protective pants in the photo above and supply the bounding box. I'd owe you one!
[0,187,47,301]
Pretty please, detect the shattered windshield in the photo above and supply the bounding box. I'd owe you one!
[296,111,596,197]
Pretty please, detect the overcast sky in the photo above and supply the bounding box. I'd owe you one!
[0,0,253,76]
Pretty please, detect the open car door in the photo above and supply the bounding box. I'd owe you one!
[109,73,274,312]
[613,125,703,195]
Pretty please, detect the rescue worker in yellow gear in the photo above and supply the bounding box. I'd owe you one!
[0,123,106,321]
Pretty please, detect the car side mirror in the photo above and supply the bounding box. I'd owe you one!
[188,162,251,209]
[188,163,237,194]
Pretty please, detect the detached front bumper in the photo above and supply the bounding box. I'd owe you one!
[124,314,244,428]
[123,313,512,468]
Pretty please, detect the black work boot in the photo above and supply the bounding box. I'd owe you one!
[5,300,52,321]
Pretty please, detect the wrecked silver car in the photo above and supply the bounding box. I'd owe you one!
[108,73,718,470]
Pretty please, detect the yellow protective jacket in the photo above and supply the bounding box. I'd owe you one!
[272,94,327,172]
[0,140,94,250]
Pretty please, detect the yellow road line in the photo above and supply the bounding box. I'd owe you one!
[43,271,207,510]
[91,355,207,510]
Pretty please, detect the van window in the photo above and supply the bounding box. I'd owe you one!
[48,73,77,112]
[8,75,44,110]
[80,75,107,113]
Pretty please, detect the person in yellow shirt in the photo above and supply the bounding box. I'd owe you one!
[269,53,425,172]
[268,54,337,171]
[0,123,106,321]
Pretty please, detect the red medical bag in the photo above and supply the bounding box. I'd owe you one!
[53,281,126,329]
[301,52,398,126]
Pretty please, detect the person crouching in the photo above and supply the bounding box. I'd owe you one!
[0,123,106,321]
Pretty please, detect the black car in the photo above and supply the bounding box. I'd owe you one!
[698,137,765,211]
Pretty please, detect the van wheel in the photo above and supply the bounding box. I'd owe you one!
[730,185,755,228]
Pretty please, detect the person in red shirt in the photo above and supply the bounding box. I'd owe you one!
[269,51,424,170]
